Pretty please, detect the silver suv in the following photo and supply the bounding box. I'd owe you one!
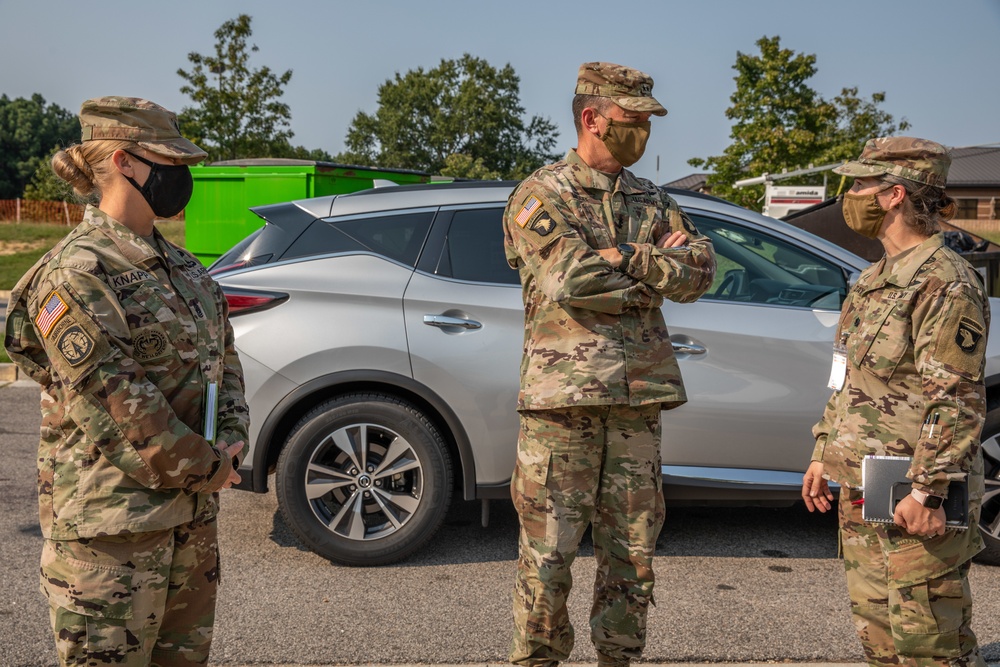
[211,182,1000,566]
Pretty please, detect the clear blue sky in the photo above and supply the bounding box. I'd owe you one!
[2,0,998,184]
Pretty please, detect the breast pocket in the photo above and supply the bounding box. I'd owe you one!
[848,298,911,383]
[121,283,188,366]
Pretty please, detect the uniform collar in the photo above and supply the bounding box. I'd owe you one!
[83,205,161,266]
[865,233,944,291]
[564,149,648,196]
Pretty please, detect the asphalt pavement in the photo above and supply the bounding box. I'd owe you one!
[2,381,999,667]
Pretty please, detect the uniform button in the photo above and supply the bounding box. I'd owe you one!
[853,317,860,327]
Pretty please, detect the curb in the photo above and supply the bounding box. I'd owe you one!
[0,362,20,382]
[0,289,10,299]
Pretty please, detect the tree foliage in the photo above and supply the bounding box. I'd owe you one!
[178,14,294,161]
[0,94,78,199]
[338,54,559,179]
[689,36,909,210]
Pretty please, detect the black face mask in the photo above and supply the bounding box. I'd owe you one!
[123,151,193,218]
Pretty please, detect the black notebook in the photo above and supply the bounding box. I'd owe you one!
[861,455,969,529]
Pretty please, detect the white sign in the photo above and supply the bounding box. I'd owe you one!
[764,184,826,219]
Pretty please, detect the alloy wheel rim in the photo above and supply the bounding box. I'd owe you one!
[303,423,423,541]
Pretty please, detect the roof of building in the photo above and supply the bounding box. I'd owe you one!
[662,173,709,190]
[947,145,1000,187]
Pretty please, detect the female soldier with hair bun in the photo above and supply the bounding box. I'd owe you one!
[3,97,249,666]
[803,137,988,667]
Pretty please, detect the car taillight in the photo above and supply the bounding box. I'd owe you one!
[222,288,288,316]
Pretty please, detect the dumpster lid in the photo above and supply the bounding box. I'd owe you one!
[206,158,429,175]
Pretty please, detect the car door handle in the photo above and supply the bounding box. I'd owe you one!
[423,315,482,330]
[671,341,706,355]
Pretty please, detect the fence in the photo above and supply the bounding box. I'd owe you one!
[0,199,85,225]
[0,200,184,225]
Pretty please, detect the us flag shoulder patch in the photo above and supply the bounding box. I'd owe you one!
[35,291,69,338]
[515,196,542,227]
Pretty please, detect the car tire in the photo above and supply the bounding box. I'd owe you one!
[975,407,1000,565]
[275,393,453,566]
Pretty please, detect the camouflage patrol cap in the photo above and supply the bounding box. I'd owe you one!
[833,136,950,188]
[79,97,207,165]
[575,62,667,116]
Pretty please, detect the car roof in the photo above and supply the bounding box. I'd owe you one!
[265,180,740,220]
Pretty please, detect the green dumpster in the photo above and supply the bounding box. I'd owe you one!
[185,159,431,265]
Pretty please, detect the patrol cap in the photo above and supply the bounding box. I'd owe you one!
[575,62,667,116]
[833,136,950,188]
[79,96,208,165]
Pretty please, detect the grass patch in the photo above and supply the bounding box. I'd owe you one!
[0,347,10,364]
[0,249,54,291]
[0,219,186,290]
[156,219,185,247]
[0,222,74,244]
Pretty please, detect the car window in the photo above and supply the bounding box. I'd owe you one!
[282,211,434,267]
[439,207,519,285]
[693,214,847,310]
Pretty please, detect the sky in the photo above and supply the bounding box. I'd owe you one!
[2,0,999,186]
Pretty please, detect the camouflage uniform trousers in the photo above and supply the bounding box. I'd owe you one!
[510,403,665,667]
[839,490,985,667]
[40,517,220,667]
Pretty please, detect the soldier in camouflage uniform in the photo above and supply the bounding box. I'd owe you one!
[803,137,988,667]
[3,97,250,666]
[503,63,716,667]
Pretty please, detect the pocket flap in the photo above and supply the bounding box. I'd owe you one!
[885,537,964,590]
[40,542,133,620]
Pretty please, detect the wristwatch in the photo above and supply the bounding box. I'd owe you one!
[910,487,944,509]
[617,243,635,271]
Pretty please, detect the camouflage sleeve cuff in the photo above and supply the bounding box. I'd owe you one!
[196,450,233,494]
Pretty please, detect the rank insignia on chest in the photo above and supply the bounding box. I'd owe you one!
[956,317,983,352]
[515,196,542,227]
[35,291,69,338]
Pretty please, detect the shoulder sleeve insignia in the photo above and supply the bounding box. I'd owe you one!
[956,316,983,352]
[34,291,69,338]
[515,196,543,227]
[56,324,96,367]
[531,216,557,236]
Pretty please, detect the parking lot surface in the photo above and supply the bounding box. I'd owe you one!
[2,382,999,666]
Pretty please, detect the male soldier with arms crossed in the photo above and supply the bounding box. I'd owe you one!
[503,62,716,667]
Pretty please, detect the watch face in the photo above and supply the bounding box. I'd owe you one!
[924,495,944,510]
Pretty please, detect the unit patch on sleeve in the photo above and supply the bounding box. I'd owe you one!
[35,291,69,338]
[956,316,984,353]
[56,324,95,367]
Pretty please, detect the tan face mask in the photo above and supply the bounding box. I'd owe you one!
[597,115,651,167]
[841,184,893,239]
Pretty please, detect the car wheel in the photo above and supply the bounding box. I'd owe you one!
[976,408,1000,565]
[275,393,453,566]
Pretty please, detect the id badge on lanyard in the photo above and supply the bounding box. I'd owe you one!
[828,342,847,391]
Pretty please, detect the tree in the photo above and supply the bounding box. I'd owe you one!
[0,94,78,199]
[689,36,908,210]
[23,146,76,202]
[338,54,559,179]
[178,14,294,161]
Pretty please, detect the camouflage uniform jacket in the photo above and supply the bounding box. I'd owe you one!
[3,205,250,540]
[503,150,716,411]
[812,234,987,558]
